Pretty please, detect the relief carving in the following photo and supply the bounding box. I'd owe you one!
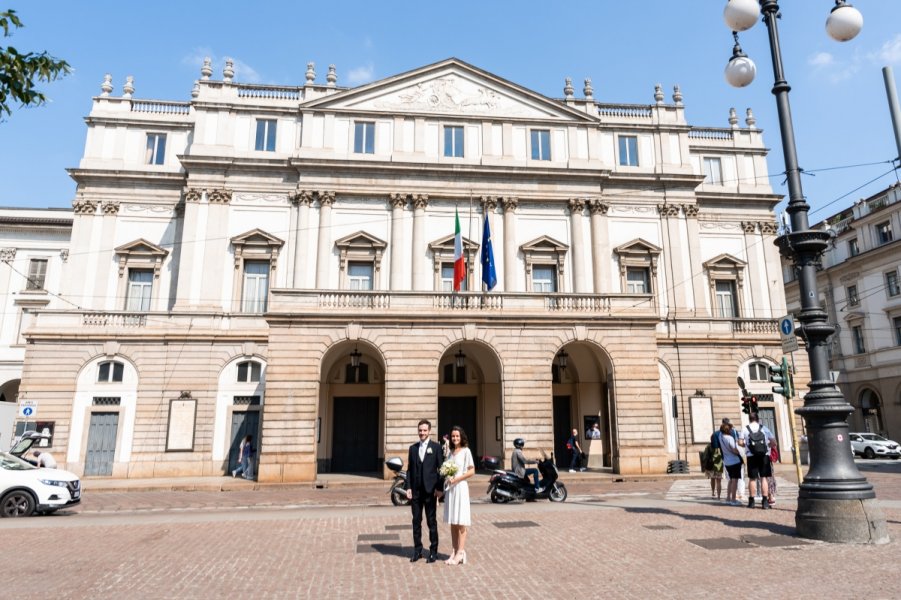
[374,76,513,115]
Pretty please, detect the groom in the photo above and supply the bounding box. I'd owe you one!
[404,419,444,563]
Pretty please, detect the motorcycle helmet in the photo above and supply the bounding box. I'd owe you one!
[513,438,525,449]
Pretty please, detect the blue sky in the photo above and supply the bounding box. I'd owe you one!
[2,1,900,223]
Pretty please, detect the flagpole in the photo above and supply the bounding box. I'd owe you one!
[468,191,474,294]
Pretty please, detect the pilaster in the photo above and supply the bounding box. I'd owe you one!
[589,200,610,293]
[501,196,518,292]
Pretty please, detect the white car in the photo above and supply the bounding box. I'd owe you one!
[849,432,901,460]
[0,451,81,517]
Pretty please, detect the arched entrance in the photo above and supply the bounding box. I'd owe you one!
[858,388,884,434]
[319,341,385,473]
[551,342,614,469]
[437,341,502,462]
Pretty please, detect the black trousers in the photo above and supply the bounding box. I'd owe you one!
[411,486,439,553]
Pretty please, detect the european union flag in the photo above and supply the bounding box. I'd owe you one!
[481,212,497,291]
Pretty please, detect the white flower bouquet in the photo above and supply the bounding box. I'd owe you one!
[439,459,459,478]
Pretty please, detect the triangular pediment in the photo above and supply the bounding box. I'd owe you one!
[429,234,479,251]
[614,238,661,255]
[230,228,284,248]
[335,231,387,250]
[114,238,169,257]
[520,235,569,252]
[703,253,747,269]
[304,58,595,122]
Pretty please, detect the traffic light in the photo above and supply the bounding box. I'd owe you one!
[749,396,759,413]
[769,356,793,399]
[741,396,751,414]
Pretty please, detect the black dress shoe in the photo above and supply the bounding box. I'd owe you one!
[410,551,422,563]
[426,552,438,563]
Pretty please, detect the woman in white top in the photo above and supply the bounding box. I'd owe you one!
[443,426,475,565]
[718,423,744,506]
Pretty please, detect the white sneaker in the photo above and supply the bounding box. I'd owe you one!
[568,469,576,473]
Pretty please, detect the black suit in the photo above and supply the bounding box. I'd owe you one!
[404,439,444,554]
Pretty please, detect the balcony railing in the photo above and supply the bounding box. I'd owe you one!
[82,312,147,327]
[731,319,779,334]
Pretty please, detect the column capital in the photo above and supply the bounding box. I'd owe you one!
[568,197,586,213]
[480,195,497,212]
[656,203,680,218]
[292,190,315,206]
[318,190,336,206]
[389,192,408,209]
[412,194,429,210]
[741,221,757,234]
[758,220,778,235]
[208,188,232,204]
[589,199,609,216]
[101,200,120,215]
[72,198,98,215]
[0,248,16,263]
[184,188,203,203]
[501,196,518,213]
[682,204,700,218]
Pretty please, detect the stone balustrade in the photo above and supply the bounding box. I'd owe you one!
[596,103,653,119]
[236,84,301,100]
[130,100,191,115]
[688,127,734,141]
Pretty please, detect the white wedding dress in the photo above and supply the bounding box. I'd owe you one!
[443,447,474,526]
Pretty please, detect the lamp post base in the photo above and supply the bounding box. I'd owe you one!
[796,497,889,544]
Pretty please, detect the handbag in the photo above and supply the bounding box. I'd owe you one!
[565,442,572,450]
[770,446,779,462]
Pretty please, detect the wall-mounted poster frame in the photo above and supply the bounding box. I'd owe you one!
[166,398,197,451]
[689,395,714,444]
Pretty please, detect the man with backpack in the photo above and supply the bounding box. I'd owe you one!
[741,413,774,509]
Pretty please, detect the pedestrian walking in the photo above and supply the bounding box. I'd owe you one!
[567,428,585,472]
[231,434,255,479]
[720,417,746,501]
[442,425,475,565]
[718,422,744,506]
[741,412,775,509]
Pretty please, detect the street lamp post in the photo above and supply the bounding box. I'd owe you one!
[723,0,888,544]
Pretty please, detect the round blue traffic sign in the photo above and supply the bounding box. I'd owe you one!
[22,406,33,417]
[780,318,793,335]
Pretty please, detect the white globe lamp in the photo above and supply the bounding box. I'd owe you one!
[826,1,863,42]
[723,0,760,32]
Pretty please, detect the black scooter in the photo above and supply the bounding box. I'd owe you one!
[485,452,567,503]
[385,457,410,506]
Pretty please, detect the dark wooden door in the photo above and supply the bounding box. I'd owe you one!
[438,396,477,460]
[553,395,572,467]
[332,397,378,472]
[228,410,260,473]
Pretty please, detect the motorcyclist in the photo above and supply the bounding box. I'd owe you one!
[511,438,543,493]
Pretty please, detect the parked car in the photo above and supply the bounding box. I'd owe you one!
[2,431,81,517]
[849,432,901,460]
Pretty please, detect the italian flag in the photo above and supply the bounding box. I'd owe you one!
[453,207,465,291]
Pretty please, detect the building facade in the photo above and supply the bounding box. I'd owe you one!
[9,58,794,480]
[783,182,901,439]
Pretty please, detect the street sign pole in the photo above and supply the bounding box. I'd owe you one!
[787,352,804,485]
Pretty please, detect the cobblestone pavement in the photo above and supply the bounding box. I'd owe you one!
[2,461,899,599]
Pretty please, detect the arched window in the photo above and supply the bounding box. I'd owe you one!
[236,361,261,383]
[98,360,125,383]
[748,362,768,382]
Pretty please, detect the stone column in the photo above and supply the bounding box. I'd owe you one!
[568,198,587,293]
[0,248,17,338]
[173,189,203,310]
[657,203,686,316]
[742,220,765,319]
[199,188,232,309]
[315,191,335,289]
[758,220,783,317]
[589,200,610,294]
[389,193,408,290]
[501,197,518,291]
[291,190,313,288]
[96,201,120,310]
[411,194,428,291]
[64,199,99,307]
[683,205,707,316]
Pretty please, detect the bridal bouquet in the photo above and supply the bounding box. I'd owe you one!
[439,459,459,479]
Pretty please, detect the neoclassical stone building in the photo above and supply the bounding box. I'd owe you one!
[11,58,796,481]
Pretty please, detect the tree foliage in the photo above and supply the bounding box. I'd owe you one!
[0,9,70,119]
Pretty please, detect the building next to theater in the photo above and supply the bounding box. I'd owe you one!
[782,182,901,440]
[2,57,797,481]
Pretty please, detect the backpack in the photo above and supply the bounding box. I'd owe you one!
[746,426,768,457]
[710,431,721,450]
[700,444,714,471]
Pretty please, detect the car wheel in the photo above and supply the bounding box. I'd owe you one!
[1,490,36,518]
[864,447,876,460]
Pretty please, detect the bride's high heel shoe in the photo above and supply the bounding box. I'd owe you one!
[444,551,457,565]
[458,550,467,565]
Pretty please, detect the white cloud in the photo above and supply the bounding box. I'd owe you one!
[808,52,834,67]
[346,63,375,86]
[870,33,901,65]
[180,48,262,84]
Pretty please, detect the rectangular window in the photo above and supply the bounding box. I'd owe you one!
[848,238,859,257]
[532,265,557,293]
[25,258,48,290]
[348,261,373,290]
[254,119,277,152]
[618,135,639,166]
[530,129,551,161]
[847,285,859,307]
[626,267,649,293]
[145,133,166,165]
[126,269,153,311]
[237,362,261,383]
[444,126,464,158]
[714,280,737,318]
[703,157,723,185]
[354,122,375,154]
[894,316,901,346]
[876,221,894,245]
[852,325,866,354]
[886,271,900,297]
[441,263,466,291]
[749,363,767,382]
[242,260,270,313]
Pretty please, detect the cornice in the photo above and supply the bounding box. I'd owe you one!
[66,168,187,187]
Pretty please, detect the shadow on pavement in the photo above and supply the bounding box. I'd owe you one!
[619,505,797,536]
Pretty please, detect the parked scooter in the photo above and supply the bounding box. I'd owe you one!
[485,450,567,503]
[385,457,410,506]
